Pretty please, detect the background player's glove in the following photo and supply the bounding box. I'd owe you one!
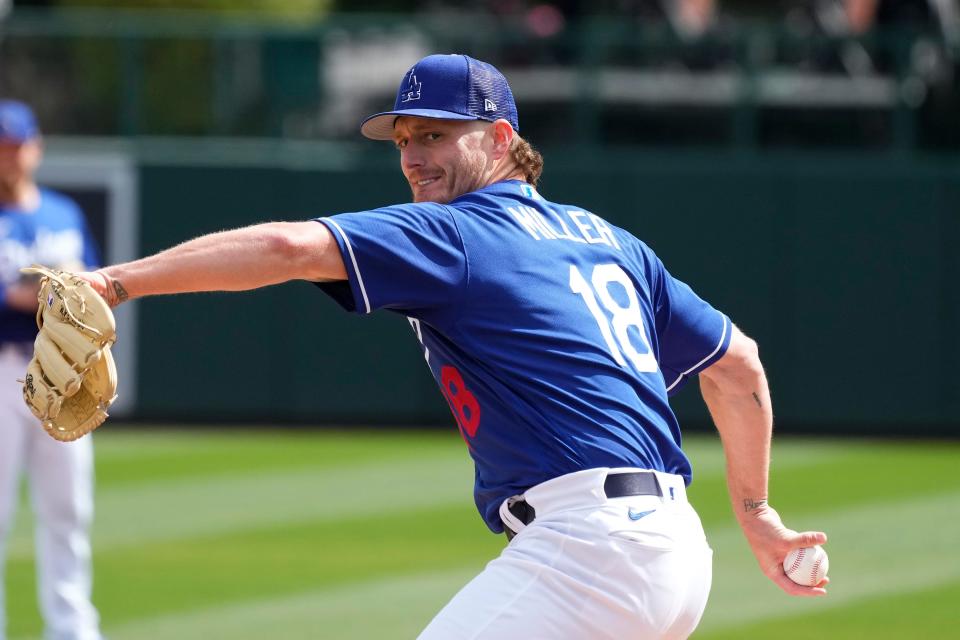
[20,265,118,442]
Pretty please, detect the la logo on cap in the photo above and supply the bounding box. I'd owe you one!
[401,69,421,103]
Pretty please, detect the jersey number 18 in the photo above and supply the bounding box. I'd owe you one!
[569,264,658,373]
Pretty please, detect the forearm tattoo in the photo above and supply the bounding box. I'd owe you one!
[111,279,129,305]
[752,392,762,408]
[743,498,767,512]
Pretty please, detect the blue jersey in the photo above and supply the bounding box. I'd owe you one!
[318,180,730,532]
[0,188,100,344]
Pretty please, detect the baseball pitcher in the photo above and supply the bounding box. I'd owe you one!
[24,55,828,639]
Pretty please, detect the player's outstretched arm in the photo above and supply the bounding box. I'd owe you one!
[80,221,346,306]
[699,325,828,597]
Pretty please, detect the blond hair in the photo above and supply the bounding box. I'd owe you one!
[510,135,544,187]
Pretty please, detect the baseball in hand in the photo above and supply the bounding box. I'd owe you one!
[782,545,829,586]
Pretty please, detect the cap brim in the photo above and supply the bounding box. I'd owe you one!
[360,109,483,140]
[0,133,36,143]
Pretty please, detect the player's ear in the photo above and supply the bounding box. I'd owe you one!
[488,119,515,159]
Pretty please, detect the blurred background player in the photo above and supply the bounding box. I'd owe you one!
[0,100,103,640]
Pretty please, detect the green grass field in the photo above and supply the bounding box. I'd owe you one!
[4,428,959,639]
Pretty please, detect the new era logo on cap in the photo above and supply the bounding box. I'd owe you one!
[360,54,519,140]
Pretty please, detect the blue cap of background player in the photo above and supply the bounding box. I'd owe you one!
[0,100,39,143]
[361,54,519,140]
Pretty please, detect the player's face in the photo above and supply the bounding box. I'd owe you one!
[393,118,492,204]
[0,140,41,182]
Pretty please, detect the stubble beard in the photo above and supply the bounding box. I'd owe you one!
[408,151,488,204]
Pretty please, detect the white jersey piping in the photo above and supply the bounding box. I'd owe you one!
[322,218,371,314]
[665,314,729,392]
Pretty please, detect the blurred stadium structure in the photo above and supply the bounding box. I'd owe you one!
[1,2,958,434]
[0,1,958,148]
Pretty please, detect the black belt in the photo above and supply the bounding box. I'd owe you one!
[503,471,663,541]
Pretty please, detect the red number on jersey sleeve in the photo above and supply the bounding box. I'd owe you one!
[440,365,481,442]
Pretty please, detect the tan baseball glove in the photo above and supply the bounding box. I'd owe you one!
[20,265,118,442]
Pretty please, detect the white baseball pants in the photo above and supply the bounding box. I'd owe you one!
[0,345,102,640]
[419,467,712,640]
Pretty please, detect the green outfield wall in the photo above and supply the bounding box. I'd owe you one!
[132,148,960,434]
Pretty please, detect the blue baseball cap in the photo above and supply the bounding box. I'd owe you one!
[0,100,39,143]
[361,54,519,140]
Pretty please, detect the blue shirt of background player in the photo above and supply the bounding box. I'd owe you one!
[316,180,730,533]
[0,188,101,344]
